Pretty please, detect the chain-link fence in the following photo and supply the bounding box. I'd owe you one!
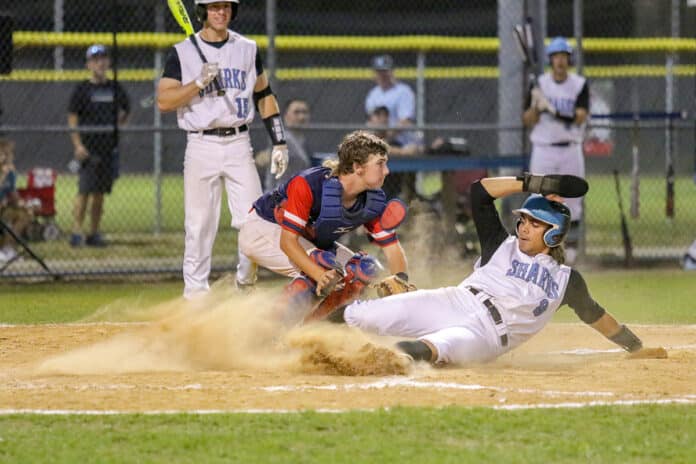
[0,0,695,278]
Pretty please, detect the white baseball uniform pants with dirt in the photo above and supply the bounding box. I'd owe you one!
[344,286,506,364]
[183,132,262,298]
[238,209,356,277]
[529,143,585,221]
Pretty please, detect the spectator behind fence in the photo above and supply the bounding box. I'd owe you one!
[67,44,131,248]
[365,54,419,148]
[264,99,313,190]
[522,37,589,264]
[0,138,33,264]
[366,106,422,201]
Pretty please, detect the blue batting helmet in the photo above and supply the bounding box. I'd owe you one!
[513,196,571,248]
[546,37,573,57]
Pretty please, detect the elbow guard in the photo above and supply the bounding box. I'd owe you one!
[253,85,274,111]
[609,325,643,353]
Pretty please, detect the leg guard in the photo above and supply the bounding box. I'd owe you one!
[303,253,380,323]
[275,249,339,325]
[276,276,317,326]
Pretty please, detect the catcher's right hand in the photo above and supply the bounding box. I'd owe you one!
[376,273,417,298]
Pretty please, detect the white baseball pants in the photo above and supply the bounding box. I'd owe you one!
[238,210,356,277]
[529,143,585,221]
[183,132,262,298]
[344,286,506,364]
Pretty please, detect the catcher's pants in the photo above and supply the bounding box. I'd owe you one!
[344,286,506,364]
[529,143,585,221]
[182,132,262,298]
[238,210,356,278]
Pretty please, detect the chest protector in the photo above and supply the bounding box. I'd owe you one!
[311,177,386,250]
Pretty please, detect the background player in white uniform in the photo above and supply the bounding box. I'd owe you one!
[335,174,644,365]
[523,37,589,263]
[157,0,289,298]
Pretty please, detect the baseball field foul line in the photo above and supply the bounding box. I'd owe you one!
[2,398,696,415]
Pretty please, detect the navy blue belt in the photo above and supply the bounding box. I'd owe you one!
[468,287,508,346]
[191,124,248,137]
[550,141,573,147]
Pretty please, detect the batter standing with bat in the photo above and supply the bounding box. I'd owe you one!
[335,174,648,365]
[522,37,589,264]
[157,0,289,298]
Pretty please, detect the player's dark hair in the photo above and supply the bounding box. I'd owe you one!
[549,243,566,265]
[332,130,389,176]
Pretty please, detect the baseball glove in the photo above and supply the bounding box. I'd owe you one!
[376,273,417,298]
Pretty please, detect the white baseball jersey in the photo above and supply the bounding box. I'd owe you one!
[459,236,571,348]
[174,30,257,131]
[530,72,587,145]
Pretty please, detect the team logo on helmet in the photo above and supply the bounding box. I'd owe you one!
[513,196,571,248]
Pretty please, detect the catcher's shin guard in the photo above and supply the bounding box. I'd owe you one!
[303,253,380,323]
[276,276,317,325]
[276,250,340,325]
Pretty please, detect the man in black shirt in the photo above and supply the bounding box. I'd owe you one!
[67,44,130,247]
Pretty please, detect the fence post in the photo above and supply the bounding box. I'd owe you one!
[265,0,277,86]
[153,2,165,235]
[53,0,64,71]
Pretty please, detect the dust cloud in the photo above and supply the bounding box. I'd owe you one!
[35,275,409,377]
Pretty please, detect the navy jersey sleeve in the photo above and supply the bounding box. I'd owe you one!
[162,47,182,81]
[470,181,509,265]
[255,48,264,76]
[576,81,589,110]
[561,268,606,324]
[68,82,85,114]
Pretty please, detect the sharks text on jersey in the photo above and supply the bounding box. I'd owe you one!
[505,259,560,298]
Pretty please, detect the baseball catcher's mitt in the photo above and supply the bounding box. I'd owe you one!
[376,273,417,298]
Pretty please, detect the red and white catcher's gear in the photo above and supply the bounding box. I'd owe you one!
[303,252,381,323]
[275,249,340,325]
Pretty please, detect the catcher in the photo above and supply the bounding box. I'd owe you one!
[330,173,663,364]
[238,130,414,323]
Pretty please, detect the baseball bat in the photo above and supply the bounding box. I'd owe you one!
[166,0,225,96]
[629,117,640,219]
[513,17,538,87]
[612,170,633,267]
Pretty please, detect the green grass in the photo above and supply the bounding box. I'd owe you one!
[0,406,694,463]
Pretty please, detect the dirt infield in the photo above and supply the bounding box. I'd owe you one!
[1,289,695,412]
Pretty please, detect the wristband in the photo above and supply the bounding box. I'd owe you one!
[263,113,286,146]
[609,325,643,353]
[194,79,205,90]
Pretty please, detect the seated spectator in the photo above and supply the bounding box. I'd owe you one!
[0,139,33,264]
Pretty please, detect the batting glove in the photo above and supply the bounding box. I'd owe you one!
[195,62,219,89]
[270,144,289,179]
[534,89,557,116]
